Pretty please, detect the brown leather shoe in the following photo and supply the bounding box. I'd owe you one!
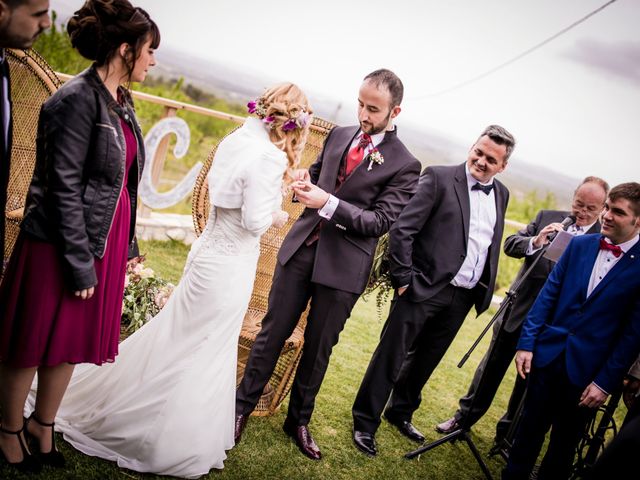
[283,422,321,460]
[234,414,248,444]
[435,416,460,434]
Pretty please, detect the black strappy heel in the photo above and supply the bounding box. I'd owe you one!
[25,413,65,467]
[0,423,42,473]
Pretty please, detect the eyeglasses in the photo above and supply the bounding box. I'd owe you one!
[572,202,602,214]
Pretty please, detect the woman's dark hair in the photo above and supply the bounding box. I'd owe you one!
[67,0,160,81]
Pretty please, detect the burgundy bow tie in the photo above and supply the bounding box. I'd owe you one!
[599,237,623,258]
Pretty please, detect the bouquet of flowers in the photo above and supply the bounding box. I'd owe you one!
[121,255,175,336]
[363,233,394,317]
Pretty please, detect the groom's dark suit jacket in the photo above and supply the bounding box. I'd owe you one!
[389,162,509,315]
[278,125,421,294]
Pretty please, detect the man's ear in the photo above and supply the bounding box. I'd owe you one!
[0,1,10,25]
[390,105,401,119]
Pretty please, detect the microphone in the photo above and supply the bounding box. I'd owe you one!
[547,214,577,242]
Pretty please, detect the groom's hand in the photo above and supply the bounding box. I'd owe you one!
[292,180,330,209]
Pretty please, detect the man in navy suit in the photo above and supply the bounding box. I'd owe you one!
[352,125,515,456]
[503,182,640,480]
[235,69,421,460]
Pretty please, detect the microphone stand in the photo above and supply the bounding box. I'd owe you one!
[404,239,558,480]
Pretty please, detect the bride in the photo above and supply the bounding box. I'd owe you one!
[26,83,313,478]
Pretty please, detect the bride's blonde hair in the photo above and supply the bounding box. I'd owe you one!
[250,83,313,184]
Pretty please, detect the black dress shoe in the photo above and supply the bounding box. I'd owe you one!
[384,414,425,443]
[282,422,321,460]
[353,430,377,456]
[234,414,249,444]
[435,416,461,434]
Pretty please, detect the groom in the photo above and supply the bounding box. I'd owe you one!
[235,69,421,459]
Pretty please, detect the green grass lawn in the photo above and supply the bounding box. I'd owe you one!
[2,239,625,480]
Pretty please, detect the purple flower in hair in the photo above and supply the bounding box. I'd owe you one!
[282,119,297,131]
[263,115,275,125]
[247,101,257,114]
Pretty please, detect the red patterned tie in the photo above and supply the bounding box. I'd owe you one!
[599,237,623,257]
[345,133,371,176]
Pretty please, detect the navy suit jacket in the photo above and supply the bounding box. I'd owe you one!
[518,234,640,394]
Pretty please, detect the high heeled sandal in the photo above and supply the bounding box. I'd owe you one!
[0,423,42,473]
[25,413,66,467]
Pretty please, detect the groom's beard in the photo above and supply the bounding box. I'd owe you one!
[360,111,392,135]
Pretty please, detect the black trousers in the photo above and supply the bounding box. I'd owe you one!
[235,242,359,425]
[502,354,594,480]
[352,283,476,434]
[455,312,527,440]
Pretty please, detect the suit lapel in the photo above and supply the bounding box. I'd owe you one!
[340,128,395,189]
[326,126,359,193]
[586,221,601,235]
[453,164,470,247]
[579,236,601,302]
[585,239,640,304]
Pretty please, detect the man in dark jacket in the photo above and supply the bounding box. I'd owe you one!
[235,69,421,460]
[352,125,514,456]
[436,176,608,444]
[0,0,50,266]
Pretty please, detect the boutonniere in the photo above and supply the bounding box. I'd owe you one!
[366,148,384,171]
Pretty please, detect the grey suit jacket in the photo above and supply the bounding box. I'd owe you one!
[389,162,509,315]
[502,209,600,332]
[277,125,421,294]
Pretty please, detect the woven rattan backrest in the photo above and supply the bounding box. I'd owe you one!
[3,49,62,259]
[191,116,335,314]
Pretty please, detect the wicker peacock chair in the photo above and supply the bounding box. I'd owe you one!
[3,48,62,264]
[192,116,335,415]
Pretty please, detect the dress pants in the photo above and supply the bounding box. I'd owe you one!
[502,354,594,480]
[352,283,476,433]
[236,242,360,425]
[455,312,527,439]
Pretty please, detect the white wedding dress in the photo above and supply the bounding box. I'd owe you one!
[25,118,287,478]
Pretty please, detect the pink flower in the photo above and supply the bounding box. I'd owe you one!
[247,101,257,114]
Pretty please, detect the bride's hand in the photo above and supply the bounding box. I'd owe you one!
[272,210,289,228]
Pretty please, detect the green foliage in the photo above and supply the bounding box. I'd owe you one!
[121,255,175,335]
[32,11,91,75]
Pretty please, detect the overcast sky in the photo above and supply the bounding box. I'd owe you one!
[54,0,638,187]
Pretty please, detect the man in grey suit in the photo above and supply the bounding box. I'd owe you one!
[235,69,421,460]
[352,125,515,456]
[435,176,609,444]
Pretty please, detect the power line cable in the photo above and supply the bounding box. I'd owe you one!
[411,0,618,100]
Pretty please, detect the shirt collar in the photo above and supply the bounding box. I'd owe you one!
[603,234,639,253]
[464,163,494,189]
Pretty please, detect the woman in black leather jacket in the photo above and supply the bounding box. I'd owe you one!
[0,0,159,472]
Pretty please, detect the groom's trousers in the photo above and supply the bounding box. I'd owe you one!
[236,241,359,425]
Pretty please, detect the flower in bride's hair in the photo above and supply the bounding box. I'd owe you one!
[263,115,275,126]
[247,97,268,118]
[282,119,297,131]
